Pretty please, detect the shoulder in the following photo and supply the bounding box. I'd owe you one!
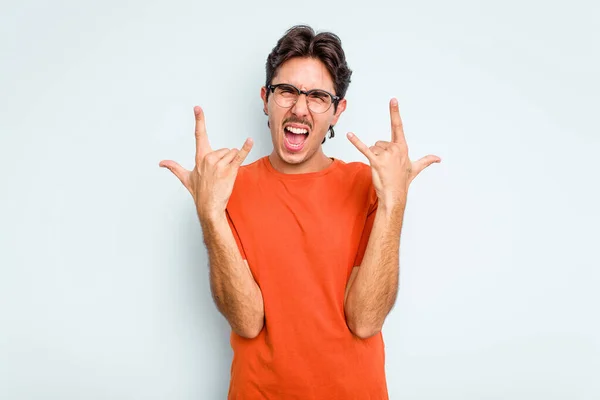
[229,156,268,205]
[334,159,377,208]
[239,156,265,173]
[235,156,266,183]
[334,159,372,184]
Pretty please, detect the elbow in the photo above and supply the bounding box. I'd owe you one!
[352,326,382,340]
[345,303,383,339]
[237,327,261,339]
[235,319,264,339]
[346,319,382,340]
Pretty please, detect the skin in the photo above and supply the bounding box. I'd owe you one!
[260,57,347,174]
[159,108,264,338]
[343,99,441,338]
[159,56,441,340]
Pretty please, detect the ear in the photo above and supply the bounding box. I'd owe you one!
[330,98,347,126]
[260,86,268,114]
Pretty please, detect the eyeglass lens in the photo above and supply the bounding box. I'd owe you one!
[273,85,332,113]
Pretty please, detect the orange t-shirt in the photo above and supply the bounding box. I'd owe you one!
[225,156,388,399]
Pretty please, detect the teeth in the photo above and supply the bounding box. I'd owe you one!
[286,126,308,135]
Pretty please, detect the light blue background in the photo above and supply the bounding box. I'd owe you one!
[1,0,598,399]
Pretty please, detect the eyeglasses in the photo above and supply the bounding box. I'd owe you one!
[267,83,340,114]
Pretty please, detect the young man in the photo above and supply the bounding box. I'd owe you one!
[160,25,440,399]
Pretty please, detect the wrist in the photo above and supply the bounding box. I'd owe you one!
[197,207,227,228]
[378,192,407,216]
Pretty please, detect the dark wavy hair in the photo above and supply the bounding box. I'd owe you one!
[265,25,352,143]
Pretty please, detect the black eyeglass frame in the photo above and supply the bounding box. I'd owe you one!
[267,83,341,113]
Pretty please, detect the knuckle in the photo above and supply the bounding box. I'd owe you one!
[205,153,218,165]
[235,151,247,162]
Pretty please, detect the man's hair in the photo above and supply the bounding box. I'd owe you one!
[265,25,352,142]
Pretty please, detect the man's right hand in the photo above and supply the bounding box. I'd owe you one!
[159,106,253,220]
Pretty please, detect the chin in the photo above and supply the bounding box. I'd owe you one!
[276,146,309,165]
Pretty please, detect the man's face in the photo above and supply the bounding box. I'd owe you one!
[261,57,347,167]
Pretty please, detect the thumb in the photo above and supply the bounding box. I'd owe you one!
[159,160,190,190]
[411,155,441,178]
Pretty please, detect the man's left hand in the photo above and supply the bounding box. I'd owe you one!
[347,98,441,209]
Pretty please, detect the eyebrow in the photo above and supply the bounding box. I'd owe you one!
[272,82,336,94]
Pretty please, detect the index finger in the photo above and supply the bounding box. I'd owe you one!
[194,106,212,163]
[389,98,406,146]
[347,132,376,163]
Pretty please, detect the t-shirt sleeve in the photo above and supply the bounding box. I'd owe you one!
[226,209,247,260]
[353,191,378,267]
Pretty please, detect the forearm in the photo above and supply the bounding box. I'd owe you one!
[344,202,405,338]
[200,212,264,338]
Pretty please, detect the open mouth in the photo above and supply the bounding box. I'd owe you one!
[283,125,309,151]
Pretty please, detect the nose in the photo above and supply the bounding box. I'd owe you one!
[290,93,310,118]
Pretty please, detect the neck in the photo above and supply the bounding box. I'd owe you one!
[268,150,333,174]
